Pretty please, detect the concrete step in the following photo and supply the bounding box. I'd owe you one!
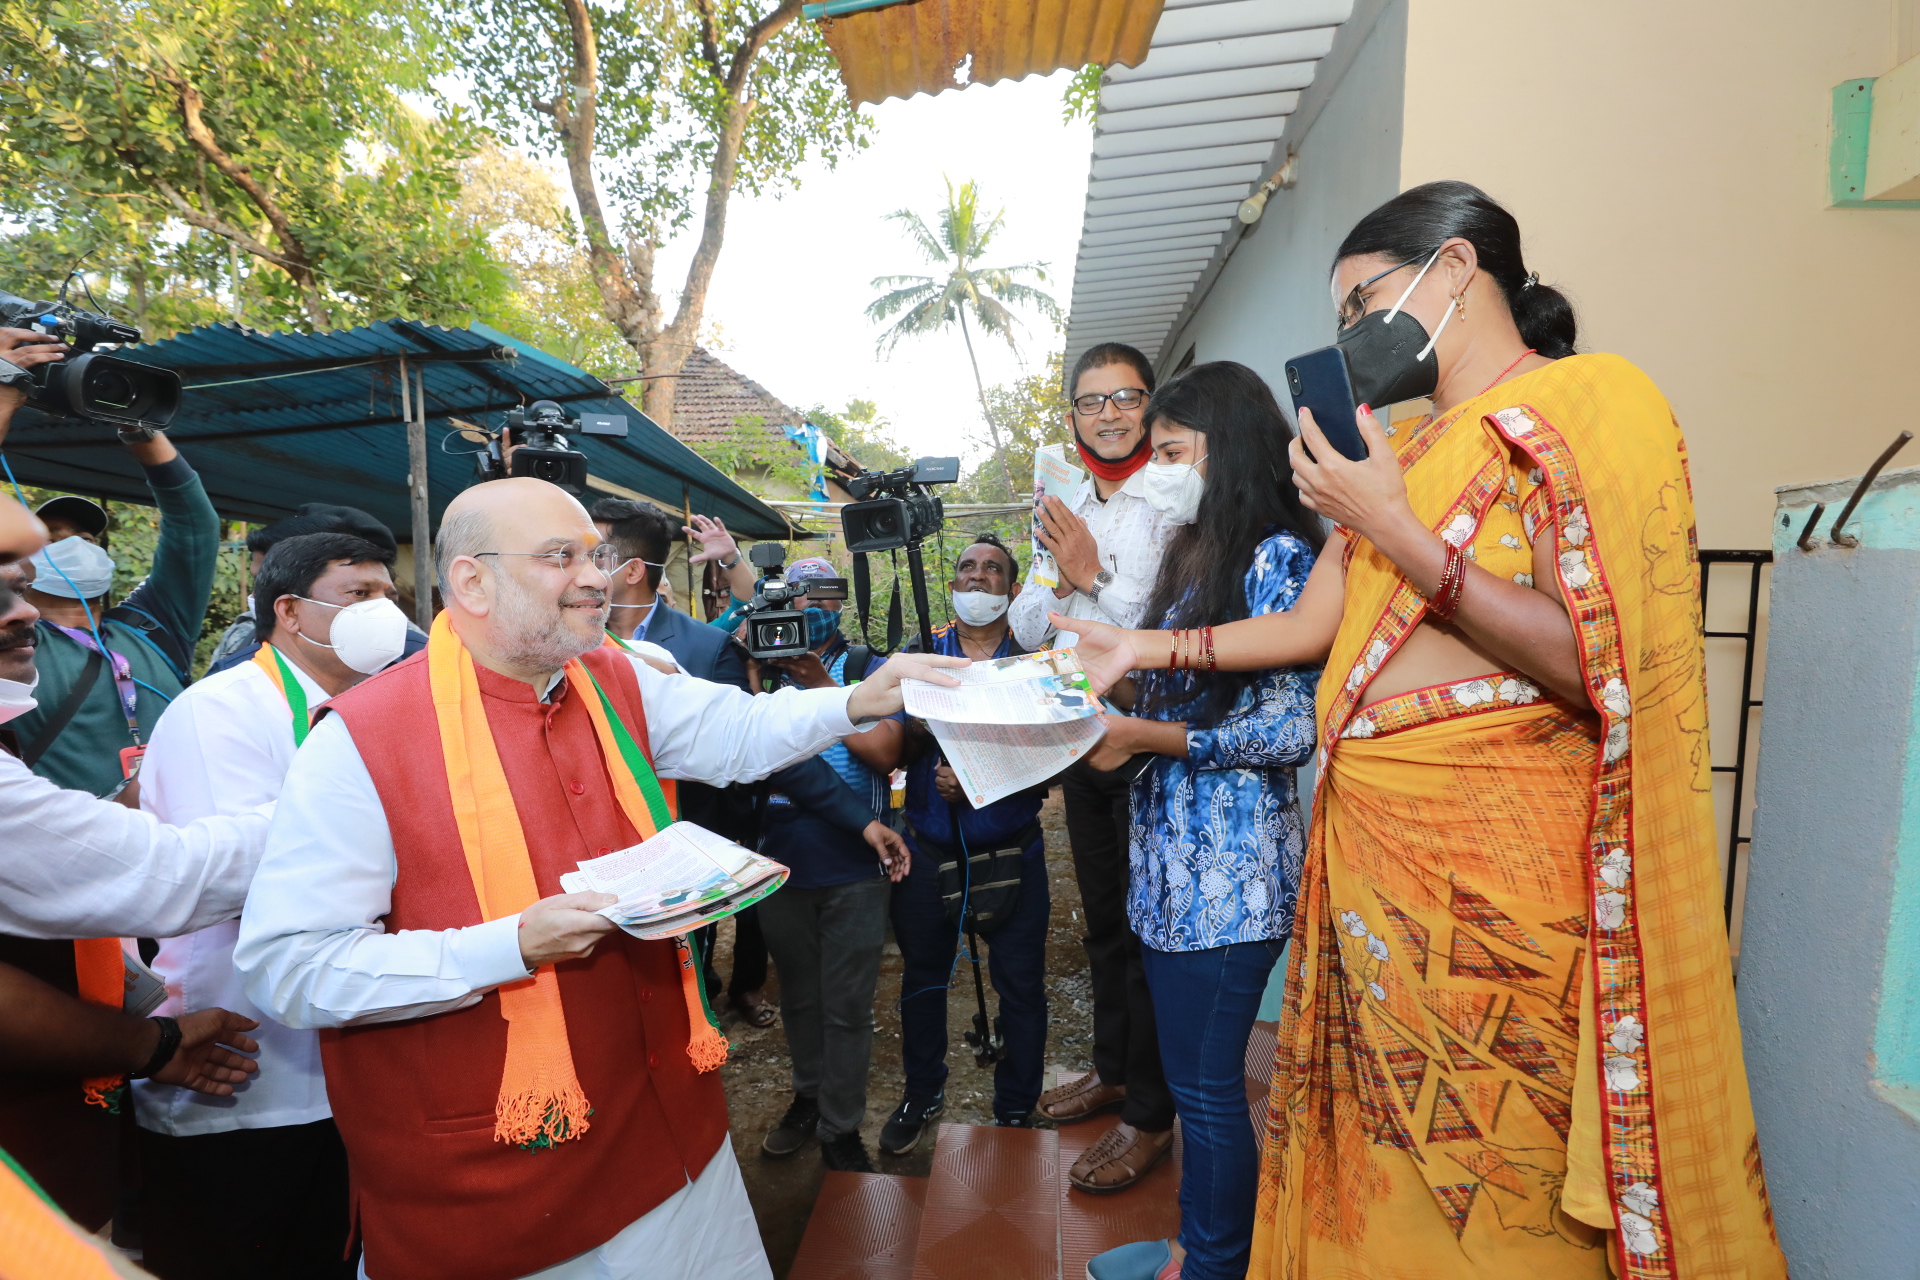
[910,1122,1061,1280]
[788,1171,928,1280]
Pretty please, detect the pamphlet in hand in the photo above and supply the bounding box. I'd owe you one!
[1030,445,1086,590]
[122,944,168,1017]
[903,648,1110,806]
[559,822,788,941]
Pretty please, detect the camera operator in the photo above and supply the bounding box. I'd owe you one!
[878,534,1052,1155]
[0,556,273,1231]
[2,333,222,799]
[753,556,909,1175]
[205,502,421,674]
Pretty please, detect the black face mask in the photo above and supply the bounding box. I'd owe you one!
[1332,244,1455,408]
[1336,308,1441,408]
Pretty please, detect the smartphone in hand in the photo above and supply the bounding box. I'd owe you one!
[1284,347,1370,462]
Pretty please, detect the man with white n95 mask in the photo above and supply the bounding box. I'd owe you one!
[134,531,404,1277]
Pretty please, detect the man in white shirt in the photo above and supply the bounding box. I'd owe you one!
[1007,343,1180,1193]
[234,478,962,1280]
[137,530,405,1278]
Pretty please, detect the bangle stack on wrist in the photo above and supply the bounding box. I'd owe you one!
[1165,626,1217,672]
[131,1015,182,1079]
[1428,540,1468,621]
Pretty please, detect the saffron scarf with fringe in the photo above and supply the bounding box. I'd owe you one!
[426,615,726,1150]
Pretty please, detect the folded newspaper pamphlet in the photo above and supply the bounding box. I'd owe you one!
[560,822,788,941]
[1030,445,1086,591]
[903,649,1109,807]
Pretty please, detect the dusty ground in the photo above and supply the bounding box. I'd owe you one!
[710,791,1091,1277]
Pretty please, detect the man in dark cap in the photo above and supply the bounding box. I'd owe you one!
[204,503,417,674]
[32,496,109,545]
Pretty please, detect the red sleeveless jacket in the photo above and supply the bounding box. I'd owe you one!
[318,645,727,1280]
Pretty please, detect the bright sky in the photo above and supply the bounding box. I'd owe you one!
[649,69,1091,464]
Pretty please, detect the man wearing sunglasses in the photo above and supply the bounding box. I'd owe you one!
[1007,342,1180,1195]
[234,478,962,1280]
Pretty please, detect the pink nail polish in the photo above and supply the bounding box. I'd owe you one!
[1358,403,1371,416]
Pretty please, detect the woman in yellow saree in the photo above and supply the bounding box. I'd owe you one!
[1063,182,1786,1280]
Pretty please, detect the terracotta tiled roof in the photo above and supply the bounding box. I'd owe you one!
[669,346,806,446]
[668,346,860,476]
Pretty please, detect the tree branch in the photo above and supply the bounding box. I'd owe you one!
[159,67,327,328]
[693,0,724,80]
[727,0,802,92]
[149,180,293,268]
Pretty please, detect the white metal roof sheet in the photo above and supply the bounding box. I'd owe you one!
[1063,0,1356,368]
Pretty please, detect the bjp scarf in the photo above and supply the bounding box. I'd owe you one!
[74,939,125,1108]
[251,643,312,745]
[426,615,725,1150]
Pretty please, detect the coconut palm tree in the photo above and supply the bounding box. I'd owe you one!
[868,178,1061,500]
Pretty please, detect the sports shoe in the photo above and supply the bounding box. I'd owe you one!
[761,1093,819,1158]
[819,1130,876,1173]
[1086,1239,1180,1280]
[879,1092,945,1155]
[995,1111,1034,1128]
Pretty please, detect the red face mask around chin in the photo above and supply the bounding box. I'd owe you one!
[1073,429,1151,482]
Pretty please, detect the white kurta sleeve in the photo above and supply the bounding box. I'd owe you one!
[623,654,867,782]
[233,714,534,1030]
[0,751,270,940]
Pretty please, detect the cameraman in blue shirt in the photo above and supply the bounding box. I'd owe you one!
[879,535,1051,1154]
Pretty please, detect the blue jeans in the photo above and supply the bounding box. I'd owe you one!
[890,839,1050,1119]
[1140,938,1282,1280]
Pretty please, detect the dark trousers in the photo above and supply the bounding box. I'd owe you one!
[697,903,769,1000]
[1142,939,1281,1280]
[759,877,890,1139]
[891,841,1051,1120]
[1061,758,1174,1131]
[137,1117,355,1280]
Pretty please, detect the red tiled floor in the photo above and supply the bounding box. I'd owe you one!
[789,1172,928,1280]
[910,1123,1060,1280]
[1055,1113,1182,1280]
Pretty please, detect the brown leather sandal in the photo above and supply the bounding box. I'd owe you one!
[1068,1121,1174,1195]
[731,989,778,1028]
[1036,1072,1127,1124]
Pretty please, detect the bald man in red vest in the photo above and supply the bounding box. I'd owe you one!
[235,478,964,1280]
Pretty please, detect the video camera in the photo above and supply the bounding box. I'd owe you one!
[737,542,848,661]
[0,290,182,434]
[476,399,628,492]
[840,456,960,553]
[837,456,959,655]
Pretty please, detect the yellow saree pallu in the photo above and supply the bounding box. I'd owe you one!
[1250,354,1787,1280]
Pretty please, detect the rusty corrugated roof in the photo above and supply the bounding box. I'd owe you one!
[814,0,1165,106]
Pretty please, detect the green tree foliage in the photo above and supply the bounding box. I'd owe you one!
[0,0,511,333]
[1063,64,1103,122]
[955,351,1071,505]
[806,397,914,473]
[449,0,871,428]
[867,178,1060,500]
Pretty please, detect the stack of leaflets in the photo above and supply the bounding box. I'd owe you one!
[559,822,788,941]
[901,649,1108,807]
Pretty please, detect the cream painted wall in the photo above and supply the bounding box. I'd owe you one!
[1400,0,1920,549]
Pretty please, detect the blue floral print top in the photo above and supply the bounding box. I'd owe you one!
[1127,529,1320,952]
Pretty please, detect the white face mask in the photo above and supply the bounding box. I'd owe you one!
[951,590,1010,625]
[0,670,39,726]
[1142,452,1209,525]
[293,596,410,674]
[28,536,115,600]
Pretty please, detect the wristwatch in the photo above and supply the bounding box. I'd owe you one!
[117,423,159,445]
[1087,569,1116,605]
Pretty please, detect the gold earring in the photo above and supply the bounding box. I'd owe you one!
[1454,293,1467,322]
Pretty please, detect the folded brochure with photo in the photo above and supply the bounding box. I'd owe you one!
[560,821,788,941]
[900,647,1109,807]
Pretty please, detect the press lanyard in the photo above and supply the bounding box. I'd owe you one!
[51,624,141,743]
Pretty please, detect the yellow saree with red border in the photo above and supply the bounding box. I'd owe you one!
[1249,354,1786,1279]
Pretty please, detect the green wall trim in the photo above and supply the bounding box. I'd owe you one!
[1830,78,1920,209]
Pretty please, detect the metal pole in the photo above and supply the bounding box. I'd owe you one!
[682,483,695,613]
[407,361,434,628]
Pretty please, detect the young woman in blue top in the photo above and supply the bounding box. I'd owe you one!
[1082,361,1323,1280]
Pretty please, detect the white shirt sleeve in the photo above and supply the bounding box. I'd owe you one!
[236,659,867,1029]
[0,751,270,940]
